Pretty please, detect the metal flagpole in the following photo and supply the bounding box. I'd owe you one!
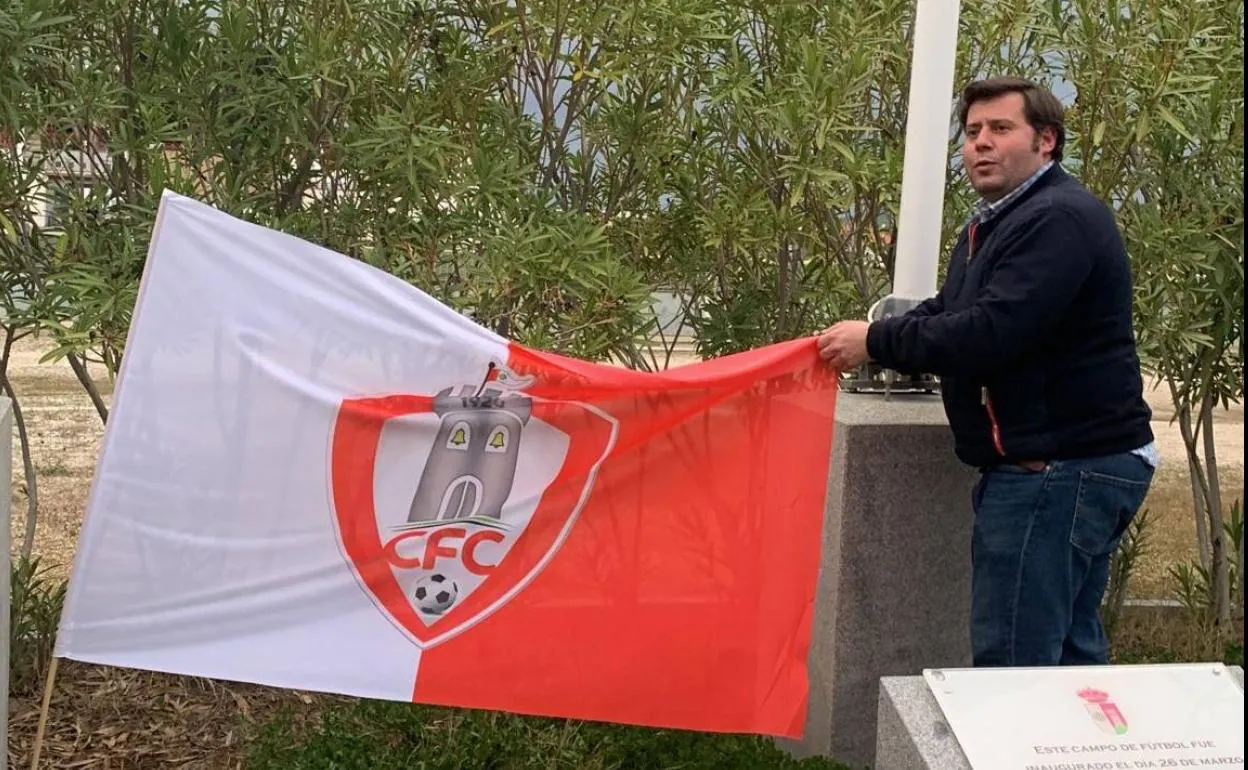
[846,0,962,395]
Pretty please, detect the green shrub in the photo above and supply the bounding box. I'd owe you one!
[1169,501,1244,620]
[246,699,851,770]
[1103,507,1153,639]
[8,554,67,695]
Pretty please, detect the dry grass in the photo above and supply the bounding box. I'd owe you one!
[1111,609,1245,666]
[3,333,1244,766]
[6,659,334,769]
[6,336,104,583]
[1134,380,1244,597]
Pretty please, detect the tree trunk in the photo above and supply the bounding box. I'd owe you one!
[1,377,39,557]
[0,328,39,558]
[776,240,791,340]
[1239,495,1245,620]
[1176,400,1212,571]
[1200,392,1230,627]
[67,351,109,424]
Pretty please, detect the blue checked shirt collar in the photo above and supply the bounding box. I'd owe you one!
[966,160,1055,227]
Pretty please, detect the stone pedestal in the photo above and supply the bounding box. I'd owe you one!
[875,667,1245,769]
[875,675,972,769]
[777,393,977,767]
[2,397,12,769]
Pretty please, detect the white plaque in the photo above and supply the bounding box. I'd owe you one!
[924,663,1244,769]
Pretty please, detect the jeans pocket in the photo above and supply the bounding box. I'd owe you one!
[1070,469,1151,557]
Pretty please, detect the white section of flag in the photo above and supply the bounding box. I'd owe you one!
[55,191,509,700]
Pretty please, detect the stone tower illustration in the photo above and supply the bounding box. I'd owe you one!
[407,379,532,524]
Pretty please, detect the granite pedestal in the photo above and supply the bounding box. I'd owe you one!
[2,397,12,769]
[778,392,977,767]
[875,667,1245,769]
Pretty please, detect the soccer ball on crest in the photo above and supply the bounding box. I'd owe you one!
[414,573,459,615]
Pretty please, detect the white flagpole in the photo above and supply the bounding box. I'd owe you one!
[883,0,963,308]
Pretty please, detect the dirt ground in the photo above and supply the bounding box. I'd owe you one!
[4,333,1244,596]
[1138,379,1244,596]
[6,335,110,579]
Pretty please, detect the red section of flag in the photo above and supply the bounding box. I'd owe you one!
[410,339,837,738]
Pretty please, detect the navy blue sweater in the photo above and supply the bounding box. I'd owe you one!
[866,165,1154,468]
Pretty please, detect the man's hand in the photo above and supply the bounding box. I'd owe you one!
[817,321,870,371]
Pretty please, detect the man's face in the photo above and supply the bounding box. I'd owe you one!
[962,92,1056,201]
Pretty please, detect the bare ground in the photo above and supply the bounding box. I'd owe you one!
[6,660,331,769]
[1137,379,1243,596]
[3,333,1244,766]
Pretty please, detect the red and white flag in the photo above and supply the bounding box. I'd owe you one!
[55,190,839,738]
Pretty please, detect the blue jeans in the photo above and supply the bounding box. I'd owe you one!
[971,451,1154,667]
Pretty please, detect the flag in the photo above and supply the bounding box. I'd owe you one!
[55,190,840,738]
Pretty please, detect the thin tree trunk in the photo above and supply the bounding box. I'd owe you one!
[1200,392,1230,626]
[1176,400,1212,571]
[0,374,39,557]
[1238,493,1245,620]
[67,352,109,424]
[0,326,39,558]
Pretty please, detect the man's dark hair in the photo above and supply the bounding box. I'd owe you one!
[958,77,1066,162]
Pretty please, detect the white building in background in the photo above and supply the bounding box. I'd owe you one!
[1,126,113,234]
[643,290,700,368]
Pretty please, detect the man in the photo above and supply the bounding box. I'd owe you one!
[818,77,1157,668]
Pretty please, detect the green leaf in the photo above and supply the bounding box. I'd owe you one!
[1092,121,1106,147]
[1156,105,1197,144]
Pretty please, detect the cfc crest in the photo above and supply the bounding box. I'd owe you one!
[329,360,617,648]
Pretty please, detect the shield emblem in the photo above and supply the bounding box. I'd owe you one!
[329,371,617,649]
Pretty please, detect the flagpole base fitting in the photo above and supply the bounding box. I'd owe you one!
[840,363,939,397]
[840,294,941,397]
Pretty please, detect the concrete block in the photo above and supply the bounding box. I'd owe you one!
[875,668,1244,769]
[778,393,978,767]
[875,675,970,769]
[2,396,11,769]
